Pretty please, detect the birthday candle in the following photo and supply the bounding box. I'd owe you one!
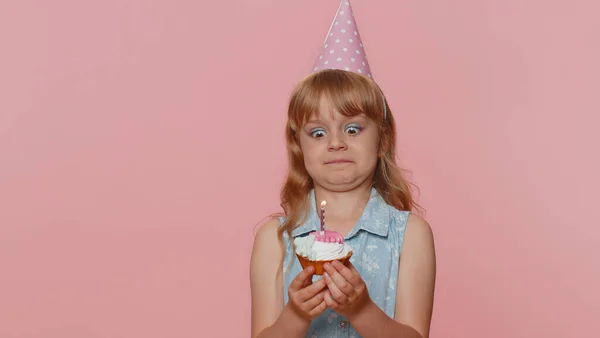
[320,200,326,232]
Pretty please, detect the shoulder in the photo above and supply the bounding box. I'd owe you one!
[250,217,285,287]
[251,216,288,271]
[386,205,432,237]
[400,213,436,273]
[402,213,435,254]
[252,217,284,254]
[254,216,282,237]
[406,214,434,241]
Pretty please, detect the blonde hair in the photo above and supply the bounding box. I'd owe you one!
[274,69,422,249]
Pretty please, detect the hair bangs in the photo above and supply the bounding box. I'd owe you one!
[288,69,384,132]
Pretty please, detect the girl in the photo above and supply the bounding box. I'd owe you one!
[250,69,436,338]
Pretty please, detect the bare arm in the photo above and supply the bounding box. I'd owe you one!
[250,218,324,338]
[349,214,436,338]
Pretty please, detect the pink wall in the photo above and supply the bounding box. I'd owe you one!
[1,0,598,337]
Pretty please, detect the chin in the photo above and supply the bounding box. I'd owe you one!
[319,183,358,193]
[316,175,370,192]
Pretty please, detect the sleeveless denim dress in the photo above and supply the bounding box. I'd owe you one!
[280,188,410,337]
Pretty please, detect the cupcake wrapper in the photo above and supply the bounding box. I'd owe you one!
[296,251,353,275]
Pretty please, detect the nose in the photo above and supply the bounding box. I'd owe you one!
[327,132,347,151]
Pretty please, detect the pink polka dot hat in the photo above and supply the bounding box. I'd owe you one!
[311,0,387,118]
[312,0,372,78]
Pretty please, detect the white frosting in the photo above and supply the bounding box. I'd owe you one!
[294,233,352,261]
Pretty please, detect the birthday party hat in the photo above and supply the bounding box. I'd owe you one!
[312,0,387,118]
[312,0,373,79]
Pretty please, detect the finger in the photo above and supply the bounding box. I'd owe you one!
[324,263,353,299]
[299,277,327,301]
[323,269,349,304]
[302,289,327,311]
[289,266,314,291]
[308,299,328,317]
[324,290,339,310]
[332,260,363,288]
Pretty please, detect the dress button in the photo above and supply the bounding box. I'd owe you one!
[339,320,348,328]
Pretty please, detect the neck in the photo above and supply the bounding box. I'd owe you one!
[313,181,373,235]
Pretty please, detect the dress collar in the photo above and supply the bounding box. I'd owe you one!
[291,187,390,239]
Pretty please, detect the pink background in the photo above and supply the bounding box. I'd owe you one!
[1,0,598,337]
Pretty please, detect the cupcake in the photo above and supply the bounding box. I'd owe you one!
[294,229,353,275]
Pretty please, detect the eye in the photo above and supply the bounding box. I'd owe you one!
[310,128,327,138]
[345,124,363,136]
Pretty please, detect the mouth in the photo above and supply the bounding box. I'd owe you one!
[325,159,354,165]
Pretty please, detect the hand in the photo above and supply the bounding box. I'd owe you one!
[323,260,372,319]
[287,266,329,322]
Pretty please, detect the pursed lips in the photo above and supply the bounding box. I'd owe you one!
[324,159,354,165]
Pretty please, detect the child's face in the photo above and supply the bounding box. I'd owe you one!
[299,99,380,191]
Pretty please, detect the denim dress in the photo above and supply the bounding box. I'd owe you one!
[281,188,410,337]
